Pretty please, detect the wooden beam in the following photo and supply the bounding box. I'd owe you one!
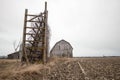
[26,33,36,35]
[43,1,48,64]
[26,27,45,29]
[22,9,29,64]
[26,20,40,23]
[26,47,44,50]
[26,40,43,42]
[29,15,40,21]
[27,14,41,16]
[32,28,37,34]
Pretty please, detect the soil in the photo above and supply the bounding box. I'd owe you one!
[0,57,120,80]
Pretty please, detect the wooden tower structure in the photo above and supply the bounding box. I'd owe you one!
[22,2,49,64]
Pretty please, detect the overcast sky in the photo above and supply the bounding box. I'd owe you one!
[0,0,120,56]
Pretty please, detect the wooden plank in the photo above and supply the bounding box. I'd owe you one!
[26,20,44,23]
[26,33,36,35]
[35,23,39,28]
[26,27,45,29]
[30,34,35,39]
[26,47,44,50]
[27,14,41,16]
[77,62,90,80]
[26,40,43,42]
[26,33,44,36]
[32,28,37,34]
[26,20,40,23]
[43,1,48,64]
[28,13,43,21]
[29,16,39,21]
[22,9,29,64]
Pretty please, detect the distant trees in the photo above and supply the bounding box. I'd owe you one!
[0,56,7,59]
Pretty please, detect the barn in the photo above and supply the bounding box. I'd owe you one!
[8,51,20,59]
[50,40,73,58]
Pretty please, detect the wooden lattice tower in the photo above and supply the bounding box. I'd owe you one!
[22,2,48,64]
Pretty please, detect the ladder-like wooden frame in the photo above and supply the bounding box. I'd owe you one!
[22,2,48,64]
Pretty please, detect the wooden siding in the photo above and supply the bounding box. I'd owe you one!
[8,51,20,59]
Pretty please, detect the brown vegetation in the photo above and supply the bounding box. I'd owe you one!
[0,57,120,80]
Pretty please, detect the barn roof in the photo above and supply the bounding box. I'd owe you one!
[8,51,19,56]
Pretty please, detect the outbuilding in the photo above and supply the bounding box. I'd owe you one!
[8,51,20,59]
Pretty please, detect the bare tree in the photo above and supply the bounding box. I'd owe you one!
[13,40,21,52]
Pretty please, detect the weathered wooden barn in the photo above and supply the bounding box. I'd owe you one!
[8,51,20,59]
[50,40,73,58]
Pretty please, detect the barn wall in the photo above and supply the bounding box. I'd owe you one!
[8,52,20,59]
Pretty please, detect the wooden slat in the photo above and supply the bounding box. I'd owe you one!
[27,14,41,16]
[26,27,45,29]
[28,13,44,21]
[26,46,44,50]
[25,40,43,42]
[26,33,36,35]
[26,20,44,23]
[26,20,40,23]
[22,9,29,64]
[43,1,48,64]
[26,33,44,36]
[32,28,37,34]
[29,16,39,21]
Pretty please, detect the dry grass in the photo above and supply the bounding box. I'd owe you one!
[0,58,69,80]
[0,57,120,80]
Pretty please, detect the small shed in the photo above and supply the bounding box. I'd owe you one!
[8,51,20,59]
[50,39,73,58]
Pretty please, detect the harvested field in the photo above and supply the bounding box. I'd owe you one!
[79,57,120,80]
[0,57,120,80]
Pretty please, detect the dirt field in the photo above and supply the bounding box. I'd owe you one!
[0,57,120,80]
